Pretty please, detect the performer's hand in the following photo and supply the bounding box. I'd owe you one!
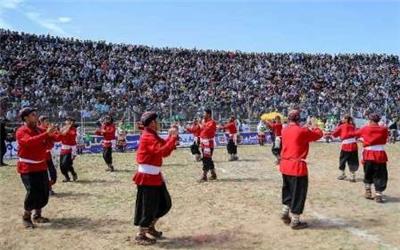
[168,127,178,137]
[310,118,318,129]
[46,124,57,135]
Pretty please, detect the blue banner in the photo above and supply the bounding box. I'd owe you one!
[5,132,271,159]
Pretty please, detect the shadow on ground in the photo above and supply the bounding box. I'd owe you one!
[155,230,260,249]
[74,179,121,184]
[216,177,270,183]
[42,217,127,232]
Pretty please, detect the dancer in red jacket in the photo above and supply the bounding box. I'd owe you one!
[332,115,359,182]
[38,115,59,195]
[221,116,239,161]
[351,113,389,203]
[16,107,57,228]
[265,116,283,164]
[279,110,323,229]
[133,111,178,245]
[186,118,202,161]
[58,117,78,182]
[95,115,116,171]
[199,109,217,182]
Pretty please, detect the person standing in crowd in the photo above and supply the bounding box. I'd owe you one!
[332,115,359,182]
[221,116,239,161]
[351,113,389,203]
[388,118,398,144]
[58,117,78,182]
[265,116,283,164]
[279,110,323,229]
[257,119,267,146]
[16,107,57,228]
[133,111,178,245]
[38,116,59,195]
[199,109,217,182]
[0,116,9,166]
[95,115,116,172]
[186,118,202,162]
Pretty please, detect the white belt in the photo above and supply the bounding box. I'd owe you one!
[19,158,44,164]
[342,138,356,144]
[103,140,112,143]
[200,138,213,143]
[364,145,385,151]
[61,145,73,150]
[138,164,161,175]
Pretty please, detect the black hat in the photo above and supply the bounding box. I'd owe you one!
[368,113,381,123]
[19,107,36,121]
[38,115,48,122]
[288,109,301,122]
[66,116,76,122]
[140,111,157,126]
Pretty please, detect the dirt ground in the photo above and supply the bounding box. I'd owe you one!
[0,143,399,250]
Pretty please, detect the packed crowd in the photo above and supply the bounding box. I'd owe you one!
[1,29,399,122]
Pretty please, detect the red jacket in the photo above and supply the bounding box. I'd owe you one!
[186,124,201,137]
[223,121,237,135]
[280,123,323,176]
[133,128,177,186]
[58,127,77,155]
[16,125,50,174]
[38,125,59,160]
[351,124,388,163]
[95,123,116,148]
[200,118,217,148]
[332,123,358,152]
[267,122,283,137]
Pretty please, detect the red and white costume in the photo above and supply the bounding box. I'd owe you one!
[133,128,177,186]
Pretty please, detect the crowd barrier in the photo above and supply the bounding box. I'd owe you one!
[5,132,275,159]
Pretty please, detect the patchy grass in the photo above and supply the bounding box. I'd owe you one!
[0,143,399,250]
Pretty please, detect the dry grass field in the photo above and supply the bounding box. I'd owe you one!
[0,143,399,250]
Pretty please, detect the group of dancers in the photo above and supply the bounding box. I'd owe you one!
[133,109,390,244]
[15,107,118,228]
[13,106,390,245]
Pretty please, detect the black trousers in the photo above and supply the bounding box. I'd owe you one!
[47,159,57,186]
[282,175,308,215]
[190,141,201,155]
[227,139,237,154]
[1,140,6,164]
[20,171,49,211]
[271,139,281,157]
[339,150,359,172]
[202,148,215,171]
[60,153,76,180]
[103,147,112,164]
[363,161,388,192]
[134,184,172,227]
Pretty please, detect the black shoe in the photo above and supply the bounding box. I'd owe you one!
[135,234,156,245]
[72,173,78,182]
[280,214,291,225]
[210,171,217,180]
[290,221,308,230]
[198,176,207,183]
[148,227,163,239]
[375,195,384,203]
[0,162,8,166]
[33,215,50,223]
[22,215,35,228]
[62,179,71,183]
